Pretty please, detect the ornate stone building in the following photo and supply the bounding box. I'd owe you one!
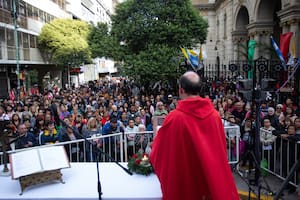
[193,0,300,99]
[193,0,300,62]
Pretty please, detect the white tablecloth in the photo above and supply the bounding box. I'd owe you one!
[0,162,162,200]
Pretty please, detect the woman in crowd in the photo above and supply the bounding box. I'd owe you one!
[60,126,83,162]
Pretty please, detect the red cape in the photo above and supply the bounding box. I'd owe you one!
[150,97,239,200]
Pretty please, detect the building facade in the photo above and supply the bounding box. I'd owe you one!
[0,0,118,97]
[193,0,300,100]
[0,0,70,98]
[66,0,117,86]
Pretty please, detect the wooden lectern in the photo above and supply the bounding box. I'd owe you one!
[9,145,70,194]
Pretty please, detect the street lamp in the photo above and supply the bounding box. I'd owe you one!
[12,0,20,100]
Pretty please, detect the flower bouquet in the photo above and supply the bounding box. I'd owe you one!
[127,153,154,176]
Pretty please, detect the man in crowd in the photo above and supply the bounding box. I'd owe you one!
[15,123,37,149]
[150,71,239,200]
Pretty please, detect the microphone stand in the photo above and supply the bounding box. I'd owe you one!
[51,103,132,200]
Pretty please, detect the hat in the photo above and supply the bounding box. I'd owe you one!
[168,94,173,98]
[276,104,283,108]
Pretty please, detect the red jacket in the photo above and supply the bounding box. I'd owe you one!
[150,96,239,200]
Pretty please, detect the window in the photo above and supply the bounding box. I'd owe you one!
[0,27,5,42]
[6,29,14,46]
[22,32,29,48]
[19,1,25,16]
[27,4,33,17]
[29,34,36,48]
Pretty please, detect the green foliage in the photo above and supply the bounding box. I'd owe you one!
[88,23,123,60]
[38,19,92,66]
[89,0,208,85]
[27,69,38,84]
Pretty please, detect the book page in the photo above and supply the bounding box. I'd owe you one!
[10,149,42,179]
[38,146,70,171]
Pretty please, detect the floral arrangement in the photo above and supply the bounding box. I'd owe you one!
[127,153,154,176]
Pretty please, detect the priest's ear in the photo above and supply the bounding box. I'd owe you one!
[178,86,185,96]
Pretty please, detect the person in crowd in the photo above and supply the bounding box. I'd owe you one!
[260,118,277,170]
[60,126,83,162]
[82,117,102,161]
[280,124,298,193]
[127,104,137,120]
[275,104,285,123]
[284,106,297,123]
[102,117,124,161]
[150,71,239,200]
[295,117,300,135]
[283,98,297,113]
[59,104,70,120]
[14,103,23,119]
[5,104,14,120]
[125,118,138,157]
[15,123,37,149]
[260,118,277,148]
[40,121,60,145]
[265,107,280,130]
[110,104,119,119]
[73,114,85,134]
[0,106,9,121]
[101,111,110,126]
[231,101,246,125]
[153,101,168,116]
[260,101,269,117]
[33,117,45,142]
[11,113,21,134]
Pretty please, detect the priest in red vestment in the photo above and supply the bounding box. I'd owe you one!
[150,71,239,200]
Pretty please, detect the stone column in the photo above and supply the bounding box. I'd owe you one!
[290,21,300,58]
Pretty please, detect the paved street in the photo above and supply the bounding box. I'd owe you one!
[233,169,298,199]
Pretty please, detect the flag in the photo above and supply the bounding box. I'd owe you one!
[187,49,199,70]
[271,36,287,70]
[247,40,256,78]
[180,47,188,59]
[199,45,203,61]
[280,32,293,62]
[287,34,296,65]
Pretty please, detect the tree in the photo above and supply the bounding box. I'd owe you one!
[90,0,208,86]
[38,19,92,67]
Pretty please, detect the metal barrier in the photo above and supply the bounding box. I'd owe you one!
[1,127,240,165]
[225,125,241,164]
[2,127,299,186]
[259,129,299,187]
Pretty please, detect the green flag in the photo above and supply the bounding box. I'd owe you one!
[247,40,256,78]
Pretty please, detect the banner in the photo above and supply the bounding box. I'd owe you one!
[247,40,256,78]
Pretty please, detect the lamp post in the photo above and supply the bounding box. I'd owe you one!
[12,0,20,100]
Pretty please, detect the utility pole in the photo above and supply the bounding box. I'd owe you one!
[12,0,20,100]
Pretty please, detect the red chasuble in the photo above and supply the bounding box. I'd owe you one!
[150,97,239,200]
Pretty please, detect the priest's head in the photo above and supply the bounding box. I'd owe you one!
[178,71,202,99]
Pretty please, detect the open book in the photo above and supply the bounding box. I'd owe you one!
[9,145,70,179]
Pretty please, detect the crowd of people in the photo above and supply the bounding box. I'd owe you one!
[0,76,299,184]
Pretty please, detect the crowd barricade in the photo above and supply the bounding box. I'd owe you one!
[260,129,300,187]
[0,127,240,165]
[224,124,241,164]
